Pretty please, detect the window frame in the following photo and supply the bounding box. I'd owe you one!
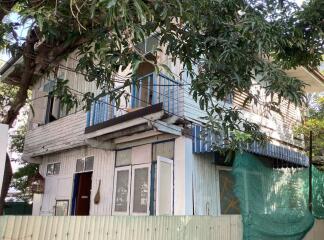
[54,199,69,216]
[216,166,240,216]
[112,166,132,216]
[46,162,61,176]
[75,156,94,173]
[130,163,151,216]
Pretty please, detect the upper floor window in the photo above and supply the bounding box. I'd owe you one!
[47,162,60,176]
[75,156,94,173]
[132,62,155,109]
[135,35,159,55]
[44,81,68,124]
[132,73,155,108]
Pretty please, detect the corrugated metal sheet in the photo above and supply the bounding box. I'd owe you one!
[192,125,308,166]
[0,216,242,240]
[192,153,219,216]
[0,216,323,239]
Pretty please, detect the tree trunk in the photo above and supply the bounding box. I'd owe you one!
[0,154,13,214]
[0,25,89,213]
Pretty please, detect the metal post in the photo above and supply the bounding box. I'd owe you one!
[309,130,313,212]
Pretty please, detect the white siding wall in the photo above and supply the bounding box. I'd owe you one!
[38,147,115,216]
[24,111,87,157]
[174,136,193,215]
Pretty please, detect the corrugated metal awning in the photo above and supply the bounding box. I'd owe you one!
[192,125,308,166]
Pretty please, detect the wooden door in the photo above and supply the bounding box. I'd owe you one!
[75,172,92,215]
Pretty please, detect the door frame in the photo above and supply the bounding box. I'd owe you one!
[71,171,93,216]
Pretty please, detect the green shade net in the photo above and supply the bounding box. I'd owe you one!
[312,165,324,219]
[233,152,315,240]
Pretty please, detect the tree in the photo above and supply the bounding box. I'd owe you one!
[295,95,324,169]
[0,81,37,203]
[0,0,322,211]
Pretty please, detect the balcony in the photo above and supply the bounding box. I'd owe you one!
[85,73,183,129]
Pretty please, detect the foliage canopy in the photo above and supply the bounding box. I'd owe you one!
[0,0,323,146]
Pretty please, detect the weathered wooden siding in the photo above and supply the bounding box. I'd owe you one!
[183,77,303,148]
[0,216,243,240]
[38,147,115,216]
[24,111,87,157]
[1,216,322,240]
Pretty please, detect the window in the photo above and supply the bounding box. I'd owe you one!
[152,141,174,161]
[43,81,69,124]
[113,166,131,215]
[132,74,155,108]
[135,35,158,54]
[55,200,69,216]
[75,156,94,172]
[113,165,151,215]
[46,163,60,176]
[84,156,94,171]
[131,164,151,215]
[112,146,174,216]
[116,149,132,167]
[218,169,240,215]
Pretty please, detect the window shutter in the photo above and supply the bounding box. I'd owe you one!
[31,90,48,125]
[52,97,60,119]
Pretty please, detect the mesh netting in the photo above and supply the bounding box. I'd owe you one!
[233,152,315,240]
[312,165,324,219]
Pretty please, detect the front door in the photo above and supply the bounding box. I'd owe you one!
[75,172,92,215]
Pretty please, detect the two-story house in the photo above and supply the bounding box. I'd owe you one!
[1,36,323,217]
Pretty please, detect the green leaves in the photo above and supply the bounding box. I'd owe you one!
[1,0,322,154]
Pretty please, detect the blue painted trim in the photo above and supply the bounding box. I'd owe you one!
[139,78,142,107]
[167,77,170,113]
[152,73,157,104]
[91,103,95,127]
[86,111,91,127]
[71,174,79,215]
[149,163,156,215]
[147,75,151,104]
[104,95,108,121]
[131,79,136,108]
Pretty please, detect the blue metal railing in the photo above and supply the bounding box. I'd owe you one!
[86,73,182,128]
[86,95,116,127]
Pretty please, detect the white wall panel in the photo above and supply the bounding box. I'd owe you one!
[174,136,193,215]
[38,147,115,216]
